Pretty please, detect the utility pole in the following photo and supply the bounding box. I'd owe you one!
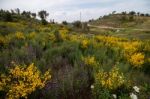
[80,12,81,22]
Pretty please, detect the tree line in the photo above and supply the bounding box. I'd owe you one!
[0,8,49,25]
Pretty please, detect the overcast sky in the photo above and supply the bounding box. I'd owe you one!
[0,0,150,22]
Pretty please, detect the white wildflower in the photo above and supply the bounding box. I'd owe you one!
[90,85,94,89]
[130,93,138,99]
[133,86,140,93]
[112,94,117,99]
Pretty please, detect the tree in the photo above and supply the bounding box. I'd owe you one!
[31,13,36,18]
[73,21,82,28]
[38,10,49,25]
[140,13,145,16]
[15,8,20,15]
[38,10,49,20]
[129,11,136,15]
[10,9,15,14]
[145,13,150,17]
[122,11,127,15]
[137,12,140,16]
[21,11,31,18]
[4,11,13,22]
[62,21,68,25]
[112,11,116,14]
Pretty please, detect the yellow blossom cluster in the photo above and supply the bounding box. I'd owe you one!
[0,33,16,46]
[0,63,51,99]
[122,41,142,56]
[15,32,25,40]
[58,28,69,41]
[81,39,89,49]
[67,34,79,42]
[59,28,69,34]
[95,35,145,67]
[48,33,56,41]
[0,36,7,45]
[0,74,10,91]
[27,32,36,39]
[95,35,126,47]
[130,53,145,67]
[82,56,97,66]
[95,67,125,90]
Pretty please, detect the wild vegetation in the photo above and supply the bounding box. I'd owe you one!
[0,9,150,99]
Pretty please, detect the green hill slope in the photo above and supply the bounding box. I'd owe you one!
[89,13,150,29]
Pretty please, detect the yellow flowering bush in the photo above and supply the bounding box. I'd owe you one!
[95,67,125,90]
[95,35,126,47]
[59,28,69,34]
[48,33,56,41]
[0,74,10,91]
[58,28,69,41]
[130,53,145,67]
[67,34,78,42]
[95,35,146,68]
[0,63,51,99]
[81,39,89,49]
[15,32,25,40]
[82,56,97,66]
[0,36,7,45]
[122,41,142,56]
[27,32,36,39]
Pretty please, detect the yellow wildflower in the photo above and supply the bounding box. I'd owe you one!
[130,53,145,67]
[81,39,89,49]
[95,67,125,90]
[15,32,25,40]
[82,56,97,66]
[28,32,36,39]
[0,63,51,99]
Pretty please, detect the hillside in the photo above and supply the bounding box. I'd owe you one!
[0,10,150,99]
[89,13,150,29]
[88,13,150,40]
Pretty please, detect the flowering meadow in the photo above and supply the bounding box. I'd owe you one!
[0,13,150,99]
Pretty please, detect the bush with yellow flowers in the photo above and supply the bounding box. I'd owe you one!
[95,35,146,68]
[130,53,145,67]
[48,33,56,41]
[15,32,25,40]
[58,28,69,41]
[0,34,15,46]
[95,35,125,47]
[27,32,36,39]
[0,36,7,45]
[122,41,142,56]
[81,39,89,49]
[67,34,79,42]
[95,67,125,90]
[82,56,97,67]
[0,63,51,99]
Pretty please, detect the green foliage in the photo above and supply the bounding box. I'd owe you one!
[0,9,150,98]
[62,21,68,25]
[41,19,48,25]
[73,21,82,28]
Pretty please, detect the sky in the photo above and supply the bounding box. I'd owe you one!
[0,0,150,22]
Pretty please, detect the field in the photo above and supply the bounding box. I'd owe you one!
[0,10,150,99]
